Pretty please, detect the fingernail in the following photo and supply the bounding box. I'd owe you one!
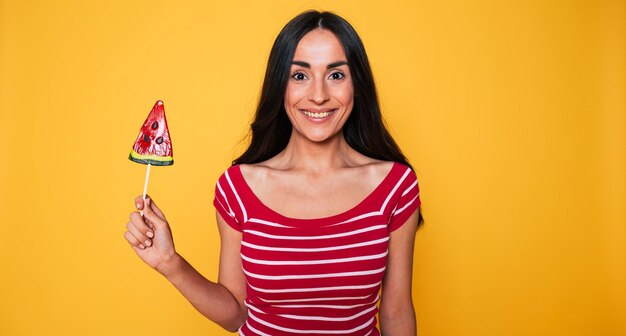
[139,244,145,249]
[146,231,154,238]
[144,240,152,247]
[136,203,141,209]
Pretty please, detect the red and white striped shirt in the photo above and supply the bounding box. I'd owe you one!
[213,162,421,335]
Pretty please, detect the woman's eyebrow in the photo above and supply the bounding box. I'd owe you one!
[291,60,349,69]
[327,61,348,69]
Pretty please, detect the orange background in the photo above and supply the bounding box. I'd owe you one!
[1,0,624,335]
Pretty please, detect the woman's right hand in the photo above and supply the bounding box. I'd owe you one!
[124,196,178,276]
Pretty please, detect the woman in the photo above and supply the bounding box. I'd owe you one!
[125,10,422,335]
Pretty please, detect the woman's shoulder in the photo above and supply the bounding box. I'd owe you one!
[352,155,414,176]
[214,164,249,191]
[236,162,279,185]
[215,164,240,179]
[365,161,418,191]
[345,148,412,175]
[356,160,396,184]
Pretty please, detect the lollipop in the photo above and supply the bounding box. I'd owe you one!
[129,100,173,212]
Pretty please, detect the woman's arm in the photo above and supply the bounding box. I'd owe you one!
[125,197,246,332]
[379,209,420,335]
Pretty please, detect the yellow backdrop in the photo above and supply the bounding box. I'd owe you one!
[1,0,624,335]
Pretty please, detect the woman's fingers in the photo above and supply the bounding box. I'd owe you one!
[127,196,171,252]
[125,196,177,271]
[124,230,146,249]
[126,221,151,248]
[128,212,154,247]
[134,196,144,211]
[143,198,168,230]
[134,195,166,220]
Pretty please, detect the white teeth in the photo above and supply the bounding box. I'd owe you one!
[301,110,334,119]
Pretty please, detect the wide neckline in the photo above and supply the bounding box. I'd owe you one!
[234,162,399,224]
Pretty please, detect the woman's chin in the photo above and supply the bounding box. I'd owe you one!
[305,131,342,144]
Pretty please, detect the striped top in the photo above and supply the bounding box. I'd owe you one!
[213,162,421,335]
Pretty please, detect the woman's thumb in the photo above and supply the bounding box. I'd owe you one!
[147,197,166,219]
[143,198,167,228]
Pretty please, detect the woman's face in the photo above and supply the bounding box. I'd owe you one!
[284,29,354,143]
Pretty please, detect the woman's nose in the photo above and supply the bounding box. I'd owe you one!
[309,79,330,104]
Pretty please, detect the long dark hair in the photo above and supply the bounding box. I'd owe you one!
[234,11,423,224]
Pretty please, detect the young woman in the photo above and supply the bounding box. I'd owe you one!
[125,10,422,335]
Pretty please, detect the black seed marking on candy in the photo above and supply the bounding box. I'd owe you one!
[151,121,159,129]
[156,137,163,144]
[143,134,150,143]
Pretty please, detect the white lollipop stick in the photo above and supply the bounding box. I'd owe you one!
[141,163,151,216]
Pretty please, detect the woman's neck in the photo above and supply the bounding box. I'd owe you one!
[270,129,359,172]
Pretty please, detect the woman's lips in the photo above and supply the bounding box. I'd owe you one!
[299,109,337,120]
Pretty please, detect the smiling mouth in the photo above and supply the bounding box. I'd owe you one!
[299,109,337,119]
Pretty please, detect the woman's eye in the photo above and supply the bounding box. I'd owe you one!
[329,72,345,80]
[292,72,307,81]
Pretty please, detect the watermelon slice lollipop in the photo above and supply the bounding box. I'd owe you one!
[129,100,173,166]
[129,100,174,213]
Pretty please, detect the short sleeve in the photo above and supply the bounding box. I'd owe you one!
[213,168,245,232]
[388,168,421,232]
